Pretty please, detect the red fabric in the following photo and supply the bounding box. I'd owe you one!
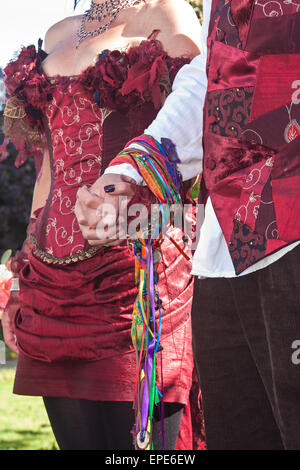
[252,0,300,18]
[34,78,105,257]
[121,55,167,109]
[4,40,190,260]
[272,179,300,243]
[251,54,300,121]
[207,137,277,274]
[207,41,259,93]
[16,231,199,448]
[79,38,189,114]
[17,230,192,364]
[246,11,300,55]
[4,46,45,100]
[230,0,255,49]
[209,146,275,240]
[203,132,275,192]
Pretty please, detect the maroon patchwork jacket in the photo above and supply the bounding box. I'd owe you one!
[202,0,300,274]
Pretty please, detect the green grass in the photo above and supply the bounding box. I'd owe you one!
[0,368,58,450]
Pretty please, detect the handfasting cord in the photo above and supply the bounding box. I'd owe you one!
[110,135,182,450]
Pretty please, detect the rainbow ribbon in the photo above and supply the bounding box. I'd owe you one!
[111,135,181,450]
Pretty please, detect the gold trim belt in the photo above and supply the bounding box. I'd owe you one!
[30,235,100,265]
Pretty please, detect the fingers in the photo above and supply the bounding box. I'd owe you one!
[75,176,137,246]
[85,227,125,247]
[82,215,126,245]
[75,196,103,229]
[91,173,136,197]
[75,184,131,227]
[80,226,118,243]
[104,181,135,197]
[75,200,100,228]
[87,237,125,247]
[77,186,102,210]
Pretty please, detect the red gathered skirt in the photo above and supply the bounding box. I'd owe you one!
[14,228,194,406]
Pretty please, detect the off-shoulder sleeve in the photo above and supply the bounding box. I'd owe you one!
[3,95,45,167]
[2,45,48,167]
[81,35,191,114]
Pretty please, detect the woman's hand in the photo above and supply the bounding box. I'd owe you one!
[75,173,136,247]
[1,291,20,355]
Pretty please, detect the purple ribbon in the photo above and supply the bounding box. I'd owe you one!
[149,244,156,338]
[141,339,155,434]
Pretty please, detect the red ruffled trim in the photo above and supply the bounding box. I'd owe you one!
[4,46,39,95]
[4,39,190,116]
[4,46,50,113]
[3,45,49,166]
[83,38,191,113]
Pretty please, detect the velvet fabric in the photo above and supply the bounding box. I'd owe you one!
[230,0,255,49]
[207,41,259,93]
[203,132,274,191]
[246,12,300,55]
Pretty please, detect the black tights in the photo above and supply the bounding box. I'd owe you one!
[43,397,183,450]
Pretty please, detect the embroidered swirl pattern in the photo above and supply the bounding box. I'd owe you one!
[254,0,300,18]
[44,80,111,257]
[235,156,274,226]
[207,87,254,138]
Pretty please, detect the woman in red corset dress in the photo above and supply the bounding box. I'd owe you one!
[2,0,203,450]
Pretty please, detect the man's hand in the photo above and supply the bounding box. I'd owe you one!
[75,173,136,247]
[1,291,20,355]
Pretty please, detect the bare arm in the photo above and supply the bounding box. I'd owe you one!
[139,0,202,58]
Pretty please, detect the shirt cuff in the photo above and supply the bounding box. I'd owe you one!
[104,163,143,185]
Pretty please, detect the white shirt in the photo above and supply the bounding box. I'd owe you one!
[105,0,299,278]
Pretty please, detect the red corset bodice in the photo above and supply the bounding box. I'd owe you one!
[42,79,107,257]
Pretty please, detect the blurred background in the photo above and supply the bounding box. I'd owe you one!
[0,0,202,450]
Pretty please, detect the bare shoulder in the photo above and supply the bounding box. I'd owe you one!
[156,0,199,18]
[147,0,202,57]
[151,0,200,26]
[44,16,80,53]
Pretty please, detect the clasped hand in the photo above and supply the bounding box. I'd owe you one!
[75,173,136,247]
